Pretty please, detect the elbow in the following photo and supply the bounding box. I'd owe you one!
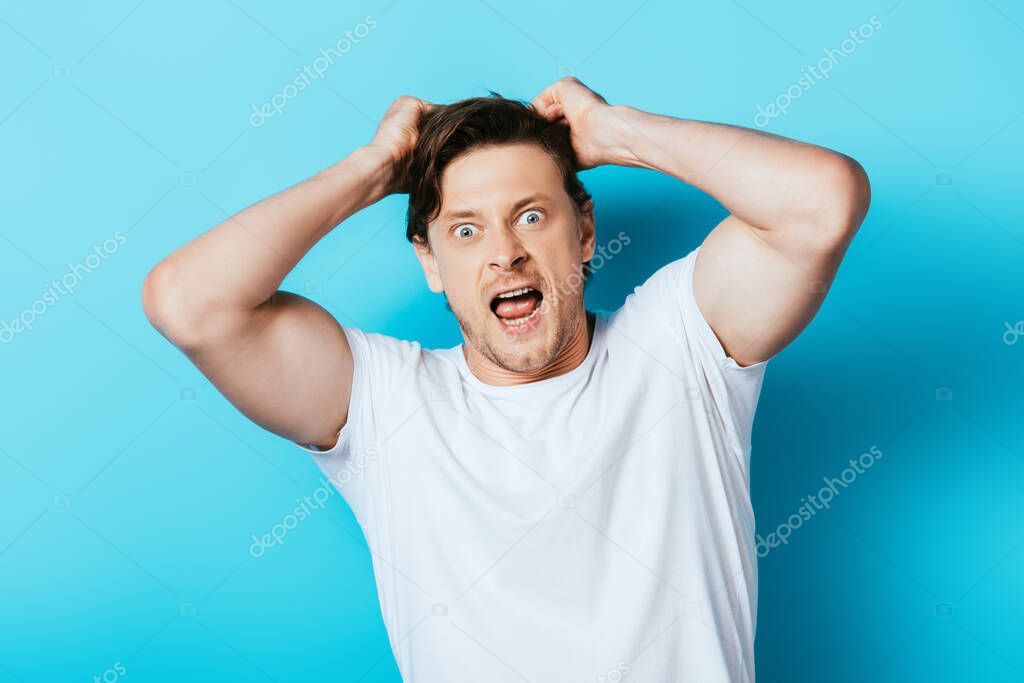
[141,260,171,332]
[141,261,206,351]
[813,153,871,246]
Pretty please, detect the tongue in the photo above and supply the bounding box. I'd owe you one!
[494,292,541,319]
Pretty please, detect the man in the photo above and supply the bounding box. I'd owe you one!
[143,78,869,681]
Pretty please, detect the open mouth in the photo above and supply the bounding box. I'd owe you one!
[489,286,544,334]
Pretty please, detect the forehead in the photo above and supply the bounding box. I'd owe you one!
[437,143,565,216]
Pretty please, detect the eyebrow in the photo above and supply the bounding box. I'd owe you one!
[439,193,552,222]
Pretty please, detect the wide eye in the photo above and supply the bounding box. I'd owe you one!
[517,209,544,226]
[453,223,479,239]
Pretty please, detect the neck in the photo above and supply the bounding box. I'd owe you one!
[463,310,595,386]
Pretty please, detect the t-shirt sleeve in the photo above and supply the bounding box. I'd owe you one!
[624,245,771,454]
[292,325,383,521]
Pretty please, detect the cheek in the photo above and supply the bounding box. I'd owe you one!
[436,252,480,306]
[545,223,586,270]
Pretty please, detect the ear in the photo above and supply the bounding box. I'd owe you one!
[413,237,445,293]
[577,199,596,263]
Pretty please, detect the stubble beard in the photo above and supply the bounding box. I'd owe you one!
[454,293,584,374]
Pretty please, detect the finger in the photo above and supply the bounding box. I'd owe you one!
[530,83,561,117]
[528,96,551,118]
[546,103,566,121]
[532,94,563,121]
[558,77,608,110]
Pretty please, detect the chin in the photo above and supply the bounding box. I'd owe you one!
[493,311,576,374]
[455,298,575,374]
[491,342,552,373]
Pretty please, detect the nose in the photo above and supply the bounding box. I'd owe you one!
[488,224,528,271]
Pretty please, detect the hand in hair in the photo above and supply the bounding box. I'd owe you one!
[368,95,436,194]
[530,77,633,170]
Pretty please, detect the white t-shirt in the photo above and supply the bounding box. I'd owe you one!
[298,245,769,682]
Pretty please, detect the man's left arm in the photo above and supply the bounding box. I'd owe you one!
[532,78,871,366]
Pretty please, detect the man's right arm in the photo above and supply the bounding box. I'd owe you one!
[142,96,432,451]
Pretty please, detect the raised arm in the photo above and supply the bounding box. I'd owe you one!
[532,78,870,366]
[142,96,433,450]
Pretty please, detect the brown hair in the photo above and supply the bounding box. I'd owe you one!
[405,92,594,281]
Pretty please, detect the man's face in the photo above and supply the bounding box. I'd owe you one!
[414,142,595,374]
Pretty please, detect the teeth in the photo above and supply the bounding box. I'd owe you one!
[502,306,541,326]
[496,286,535,299]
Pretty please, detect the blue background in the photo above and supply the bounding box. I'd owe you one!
[2,0,1022,681]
